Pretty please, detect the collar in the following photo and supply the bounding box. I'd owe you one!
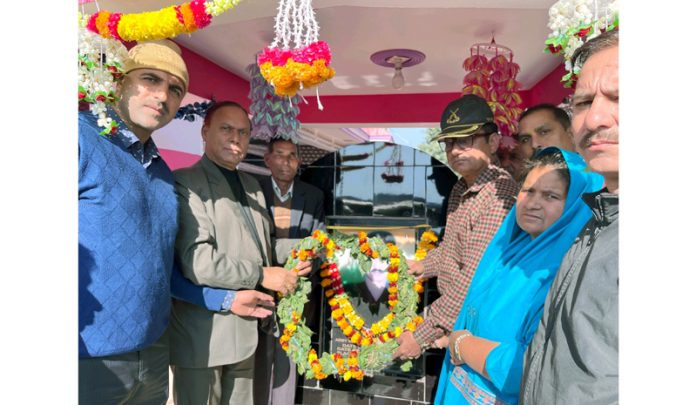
[464,164,510,194]
[107,108,161,168]
[582,188,619,226]
[272,177,294,203]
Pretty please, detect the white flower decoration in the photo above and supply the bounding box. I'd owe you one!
[545,0,619,84]
[78,22,128,135]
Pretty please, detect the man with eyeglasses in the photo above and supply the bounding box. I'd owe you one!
[393,94,519,361]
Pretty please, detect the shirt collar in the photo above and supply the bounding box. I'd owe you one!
[271,177,294,203]
[107,108,161,168]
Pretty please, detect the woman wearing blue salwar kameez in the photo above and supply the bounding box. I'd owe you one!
[434,148,603,405]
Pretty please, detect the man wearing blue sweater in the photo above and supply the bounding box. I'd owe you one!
[78,40,274,404]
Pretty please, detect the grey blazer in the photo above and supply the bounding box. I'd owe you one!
[169,155,274,368]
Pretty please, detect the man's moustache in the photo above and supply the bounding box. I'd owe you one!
[580,130,617,149]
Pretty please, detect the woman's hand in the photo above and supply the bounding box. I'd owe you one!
[433,335,449,350]
[448,330,472,366]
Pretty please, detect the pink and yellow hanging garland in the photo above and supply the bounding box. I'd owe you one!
[257,41,335,97]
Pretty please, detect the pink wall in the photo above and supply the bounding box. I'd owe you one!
[177,44,251,109]
[521,63,572,107]
[295,88,541,124]
[297,92,460,124]
[160,149,203,171]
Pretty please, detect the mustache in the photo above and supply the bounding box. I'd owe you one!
[578,128,618,149]
[151,101,168,115]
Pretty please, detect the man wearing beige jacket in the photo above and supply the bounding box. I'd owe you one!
[169,101,310,404]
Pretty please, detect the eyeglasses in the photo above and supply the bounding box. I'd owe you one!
[438,134,488,151]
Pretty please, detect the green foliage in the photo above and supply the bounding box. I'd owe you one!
[277,230,425,380]
[359,339,397,372]
[417,127,448,165]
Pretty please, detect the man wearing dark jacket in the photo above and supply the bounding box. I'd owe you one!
[259,138,326,240]
[255,138,326,405]
[521,29,619,404]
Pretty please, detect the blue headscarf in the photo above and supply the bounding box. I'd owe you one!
[434,147,604,405]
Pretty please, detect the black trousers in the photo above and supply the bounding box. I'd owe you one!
[79,331,169,405]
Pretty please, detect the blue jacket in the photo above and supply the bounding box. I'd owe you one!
[78,111,233,358]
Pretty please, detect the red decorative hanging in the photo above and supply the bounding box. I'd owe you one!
[461,37,524,146]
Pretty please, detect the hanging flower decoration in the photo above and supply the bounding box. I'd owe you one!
[81,0,244,43]
[461,39,524,140]
[278,229,438,380]
[545,0,619,87]
[78,27,128,135]
[247,63,302,142]
[257,0,335,99]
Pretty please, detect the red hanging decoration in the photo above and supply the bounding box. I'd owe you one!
[461,37,523,146]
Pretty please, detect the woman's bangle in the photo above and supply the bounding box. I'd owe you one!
[453,330,473,363]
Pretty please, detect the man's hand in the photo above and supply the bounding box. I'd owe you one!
[261,266,299,295]
[294,260,312,277]
[392,331,423,361]
[230,290,275,318]
[406,259,425,277]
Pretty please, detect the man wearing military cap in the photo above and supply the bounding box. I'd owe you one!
[393,94,519,360]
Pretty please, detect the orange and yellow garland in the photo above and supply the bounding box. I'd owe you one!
[277,229,437,380]
[257,42,335,97]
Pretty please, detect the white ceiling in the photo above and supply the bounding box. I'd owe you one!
[89,0,562,96]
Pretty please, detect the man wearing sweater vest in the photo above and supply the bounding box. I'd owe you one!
[78,41,275,404]
[255,138,326,405]
[169,101,312,405]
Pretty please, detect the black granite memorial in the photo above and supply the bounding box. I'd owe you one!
[292,142,455,404]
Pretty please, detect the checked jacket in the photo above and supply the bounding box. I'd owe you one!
[413,164,519,347]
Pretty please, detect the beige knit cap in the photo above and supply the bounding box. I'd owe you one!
[123,40,189,92]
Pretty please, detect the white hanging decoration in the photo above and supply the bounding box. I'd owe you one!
[78,18,128,135]
[257,0,335,101]
[544,0,619,86]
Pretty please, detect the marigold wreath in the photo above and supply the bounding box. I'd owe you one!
[277,229,437,381]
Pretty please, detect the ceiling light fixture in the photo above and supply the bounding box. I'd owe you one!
[370,49,426,90]
[388,56,408,89]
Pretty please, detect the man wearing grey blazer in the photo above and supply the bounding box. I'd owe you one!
[255,138,326,405]
[169,102,311,405]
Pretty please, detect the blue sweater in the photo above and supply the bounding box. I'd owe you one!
[79,111,180,358]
